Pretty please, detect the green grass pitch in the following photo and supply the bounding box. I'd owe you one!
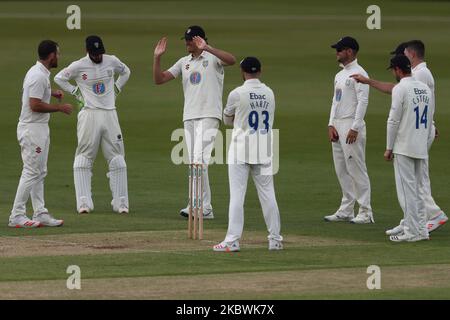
[0,0,449,299]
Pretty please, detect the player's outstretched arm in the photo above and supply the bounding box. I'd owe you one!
[153,37,175,85]
[350,74,395,95]
[193,36,236,66]
[29,97,73,115]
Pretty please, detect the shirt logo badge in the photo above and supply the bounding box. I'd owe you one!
[36,147,42,154]
[202,60,209,68]
[92,81,106,95]
[185,64,190,70]
[345,79,352,86]
[189,72,201,85]
[335,88,342,102]
[82,74,88,80]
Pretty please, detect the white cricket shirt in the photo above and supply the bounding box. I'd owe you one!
[412,62,435,123]
[19,61,51,123]
[328,59,370,131]
[224,79,275,164]
[54,54,130,110]
[168,51,224,122]
[387,76,434,159]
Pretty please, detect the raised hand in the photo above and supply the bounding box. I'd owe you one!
[154,37,167,58]
[193,36,208,51]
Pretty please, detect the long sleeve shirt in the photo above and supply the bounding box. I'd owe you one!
[328,59,370,132]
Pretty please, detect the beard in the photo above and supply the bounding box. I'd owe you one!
[89,55,103,64]
[50,58,58,68]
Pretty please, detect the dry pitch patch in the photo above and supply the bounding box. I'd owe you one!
[0,264,449,299]
[0,229,370,258]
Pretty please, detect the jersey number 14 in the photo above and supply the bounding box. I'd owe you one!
[414,105,428,129]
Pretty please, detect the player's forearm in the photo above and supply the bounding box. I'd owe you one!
[328,104,336,126]
[352,101,369,131]
[223,114,234,126]
[386,119,400,150]
[115,65,131,91]
[205,45,236,66]
[30,100,63,113]
[153,56,167,84]
[54,76,76,93]
[367,79,395,95]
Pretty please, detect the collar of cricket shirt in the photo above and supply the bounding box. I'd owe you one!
[190,50,207,61]
[341,58,358,70]
[36,61,51,76]
[244,79,261,85]
[412,61,427,72]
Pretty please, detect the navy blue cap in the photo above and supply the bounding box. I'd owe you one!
[240,57,261,73]
[331,36,359,52]
[182,26,207,41]
[86,35,105,55]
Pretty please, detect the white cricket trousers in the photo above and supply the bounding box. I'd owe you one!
[423,129,443,220]
[10,123,50,218]
[331,119,372,216]
[184,118,219,210]
[393,154,428,238]
[224,163,282,243]
[73,108,128,211]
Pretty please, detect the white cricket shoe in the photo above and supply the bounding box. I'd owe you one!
[351,212,375,224]
[324,212,353,222]
[269,239,283,251]
[213,240,240,252]
[112,197,129,214]
[427,212,448,233]
[32,212,64,227]
[78,196,92,214]
[389,233,429,243]
[180,207,214,219]
[8,215,41,228]
[386,224,404,236]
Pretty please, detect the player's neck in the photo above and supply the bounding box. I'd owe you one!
[191,49,203,58]
[411,59,423,69]
[39,59,52,71]
[342,57,356,67]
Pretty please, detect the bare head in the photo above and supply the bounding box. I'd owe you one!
[38,40,59,69]
[404,40,425,64]
[331,36,359,65]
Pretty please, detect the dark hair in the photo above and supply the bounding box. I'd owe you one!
[38,40,58,60]
[406,40,425,59]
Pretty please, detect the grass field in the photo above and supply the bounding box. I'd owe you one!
[1,0,450,300]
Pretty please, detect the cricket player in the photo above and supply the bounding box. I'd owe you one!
[54,35,131,214]
[351,40,447,234]
[325,36,375,224]
[153,26,236,219]
[8,40,73,228]
[385,55,433,242]
[213,57,283,252]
